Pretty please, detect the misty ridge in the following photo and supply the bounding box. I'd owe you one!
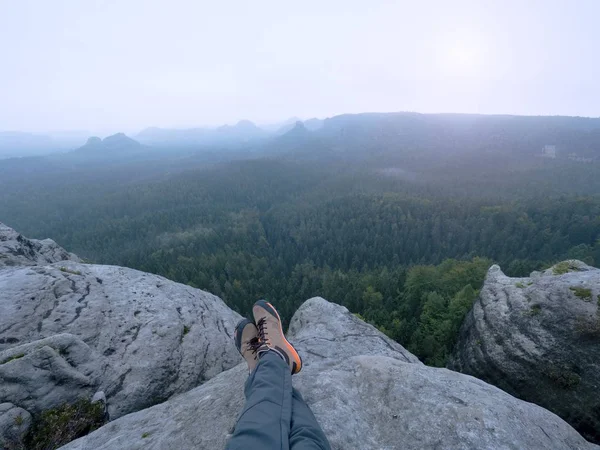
[4,112,600,159]
[1,112,600,198]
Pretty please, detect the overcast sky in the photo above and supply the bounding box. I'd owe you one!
[1,0,598,134]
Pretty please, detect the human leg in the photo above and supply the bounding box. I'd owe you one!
[289,388,331,450]
[227,302,329,450]
[226,350,293,450]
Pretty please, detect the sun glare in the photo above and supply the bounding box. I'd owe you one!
[440,40,485,77]
[449,46,475,67]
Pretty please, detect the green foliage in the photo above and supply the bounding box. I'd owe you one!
[183,325,191,335]
[569,286,593,301]
[142,432,151,439]
[553,261,580,275]
[60,267,82,276]
[402,259,489,366]
[544,365,581,389]
[524,304,542,316]
[515,282,526,288]
[25,399,106,450]
[552,262,571,275]
[575,317,600,338]
[1,353,25,364]
[1,151,599,369]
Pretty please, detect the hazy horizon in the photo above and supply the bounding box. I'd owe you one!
[6,110,600,140]
[2,0,599,134]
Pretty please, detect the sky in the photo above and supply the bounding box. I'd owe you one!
[1,0,599,134]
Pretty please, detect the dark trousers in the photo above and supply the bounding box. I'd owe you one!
[226,351,331,450]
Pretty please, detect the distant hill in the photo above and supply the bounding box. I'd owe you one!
[0,131,53,150]
[281,121,309,139]
[0,130,92,159]
[136,120,268,148]
[75,133,142,153]
[298,112,600,163]
[262,117,302,134]
[272,118,324,135]
[214,120,267,141]
[68,133,145,161]
[0,131,80,159]
[303,118,324,131]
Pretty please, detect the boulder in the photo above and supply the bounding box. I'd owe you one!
[0,223,79,267]
[60,298,597,450]
[287,295,421,365]
[449,261,600,444]
[0,403,32,449]
[0,334,114,416]
[0,223,242,419]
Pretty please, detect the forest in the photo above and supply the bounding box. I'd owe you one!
[1,113,600,366]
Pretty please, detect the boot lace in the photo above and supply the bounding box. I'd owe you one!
[245,337,262,355]
[256,317,269,346]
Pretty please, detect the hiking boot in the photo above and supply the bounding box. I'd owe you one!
[234,318,261,373]
[252,300,302,374]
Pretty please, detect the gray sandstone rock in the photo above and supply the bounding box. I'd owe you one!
[288,296,421,365]
[0,223,79,267]
[0,334,113,416]
[0,403,31,449]
[60,298,597,450]
[91,391,109,421]
[450,261,600,444]
[0,223,243,419]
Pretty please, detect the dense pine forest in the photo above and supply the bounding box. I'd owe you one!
[2,113,600,366]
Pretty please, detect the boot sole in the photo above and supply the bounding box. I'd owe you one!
[254,300,303,374]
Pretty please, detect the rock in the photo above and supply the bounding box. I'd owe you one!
[0,223,242,419]
[91,391,109,421]
[0,403,32,449]
[60,298,597,450]
[0,223,79,267]
[287,296,421,365]
[449,261,600,444]
[0,334,114,416]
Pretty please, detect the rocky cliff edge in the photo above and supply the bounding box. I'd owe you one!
[450,261,600,444]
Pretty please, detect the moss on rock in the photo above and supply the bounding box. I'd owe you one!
[24,399,106,450]
[569,286,593,301]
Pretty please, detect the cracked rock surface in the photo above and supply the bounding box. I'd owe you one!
[0,403,31,446]
[0,334,114,416]
[0,222,79,267]
[450,261,600,445]
[0,223,242,421]
[61,298,597,450]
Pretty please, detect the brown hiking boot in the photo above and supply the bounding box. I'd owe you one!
[234,318,261,373]
[252,300,302,374]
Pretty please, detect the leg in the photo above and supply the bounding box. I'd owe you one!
[226,351,293,450]
[290,388,331,450]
